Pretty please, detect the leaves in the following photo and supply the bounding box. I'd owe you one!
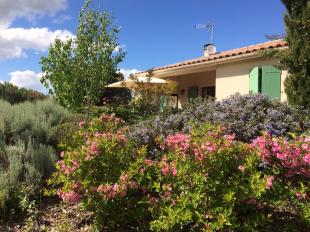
[40,0,125,112]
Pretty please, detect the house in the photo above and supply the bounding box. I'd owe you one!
[135,39,288,108]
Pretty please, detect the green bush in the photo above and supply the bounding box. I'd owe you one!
[0,99,71,145]
[0,82,46,104]
[51,114,309,231]
[0,99,72,219]
[0,141,56,217]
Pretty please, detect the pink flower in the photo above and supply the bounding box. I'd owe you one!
[265,176,275,190]
[163,191,171,198]
[149,196,159,204]
[161,165,170,176]
[303,153,310,165]
[224,134,235,142]
[58,190,80,204]
[79,121,85,128]
[60,151,65,157]
[120,174,128,183]
[295,192,307,200]
[113,183,119,192]
[276,153,287,160]
[89,141,100,156]
[238,165,245,172]
[170,166,177,176]
[85,154,91,161]
[144,159,153,166]
[166,133,190,155]
[97,184,106,193]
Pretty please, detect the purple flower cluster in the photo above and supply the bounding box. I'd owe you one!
[129,94,310,153]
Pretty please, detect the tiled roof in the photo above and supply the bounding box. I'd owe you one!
[137,40,287,74]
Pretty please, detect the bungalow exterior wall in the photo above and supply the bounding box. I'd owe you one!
[154,57,288,108]
[215,57,288,102]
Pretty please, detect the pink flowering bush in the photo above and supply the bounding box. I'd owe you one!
[48,114,150,229]
[49,115,309,231]
[124,125,309,231]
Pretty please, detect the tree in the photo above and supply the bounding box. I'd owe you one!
[40,0,125,112]
[280,0,310,109]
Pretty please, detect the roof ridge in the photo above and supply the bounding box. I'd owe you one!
[136,39,288,74]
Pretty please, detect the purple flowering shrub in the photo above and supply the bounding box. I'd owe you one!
[129,94,310,153]
[49,113,309,230]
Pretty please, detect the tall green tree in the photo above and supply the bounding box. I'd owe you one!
[40,0,125,112]
[281,0,310,109]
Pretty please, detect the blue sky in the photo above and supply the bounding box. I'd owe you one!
[0,0,286,92]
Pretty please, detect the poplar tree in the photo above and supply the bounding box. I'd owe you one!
[40,0,124,112]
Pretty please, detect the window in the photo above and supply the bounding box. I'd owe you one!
[249,66,281,100]
[202,86,216,98]
[188,86,198,99]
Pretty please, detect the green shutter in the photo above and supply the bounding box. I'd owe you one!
[262,66,281,100]
[249,67,259,94]
[188,86,198,100]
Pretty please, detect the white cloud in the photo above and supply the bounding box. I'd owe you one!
[0,0,68,28]
[9,70,45,92]
[0,80,4,84]
[119,68,141,79]
[0,27,74,60]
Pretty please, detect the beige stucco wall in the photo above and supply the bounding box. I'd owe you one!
[168,70,216,107]
[216,58,288,102]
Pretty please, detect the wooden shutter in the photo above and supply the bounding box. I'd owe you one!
[249,67,259,94]
[262,66,281,100]
[188,86,198,99]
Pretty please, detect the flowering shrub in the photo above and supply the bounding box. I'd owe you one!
[48,114,151,229]
[50,113,310,230]
[129,94,310,153]
[125,125,309,231]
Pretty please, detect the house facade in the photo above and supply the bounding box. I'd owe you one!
[135,40,288,108]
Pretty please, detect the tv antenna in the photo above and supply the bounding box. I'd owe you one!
[195,23,214,43]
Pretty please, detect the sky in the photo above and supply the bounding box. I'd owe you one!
[0,0,286,93]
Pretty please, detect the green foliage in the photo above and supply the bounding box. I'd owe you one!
[0,141,56,218]
[40,0,125,112]
[48,114,149,230]
[0,82,46,104]
[280,0,310,109]
[0,99,71,219]
[129,75,177,116]
[50,114,309,231]
[0,99,71,145]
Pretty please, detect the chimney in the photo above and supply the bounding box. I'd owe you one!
[204,43,217,57]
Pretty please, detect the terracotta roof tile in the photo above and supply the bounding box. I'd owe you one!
[137,40,287,74]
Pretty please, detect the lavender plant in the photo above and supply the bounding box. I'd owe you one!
[129,94,310,152]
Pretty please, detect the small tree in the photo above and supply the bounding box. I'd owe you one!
[40,0,125,112]
[129,71,177,116]
[281,0,310,109]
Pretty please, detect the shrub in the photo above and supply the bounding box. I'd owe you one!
[0,99,71,146]
[48,114,150,229]
[129,94,310,154]
[0,82,46,104]
[0,141,56,217]
[0,99,72,218]
[51,114,309,231]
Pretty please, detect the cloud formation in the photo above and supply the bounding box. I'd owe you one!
[0,0,68,28]
[0,27,74,60]
[119,68,141,79]
[9,70,45,92]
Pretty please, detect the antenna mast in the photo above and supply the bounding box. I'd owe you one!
[195,23,214,43]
